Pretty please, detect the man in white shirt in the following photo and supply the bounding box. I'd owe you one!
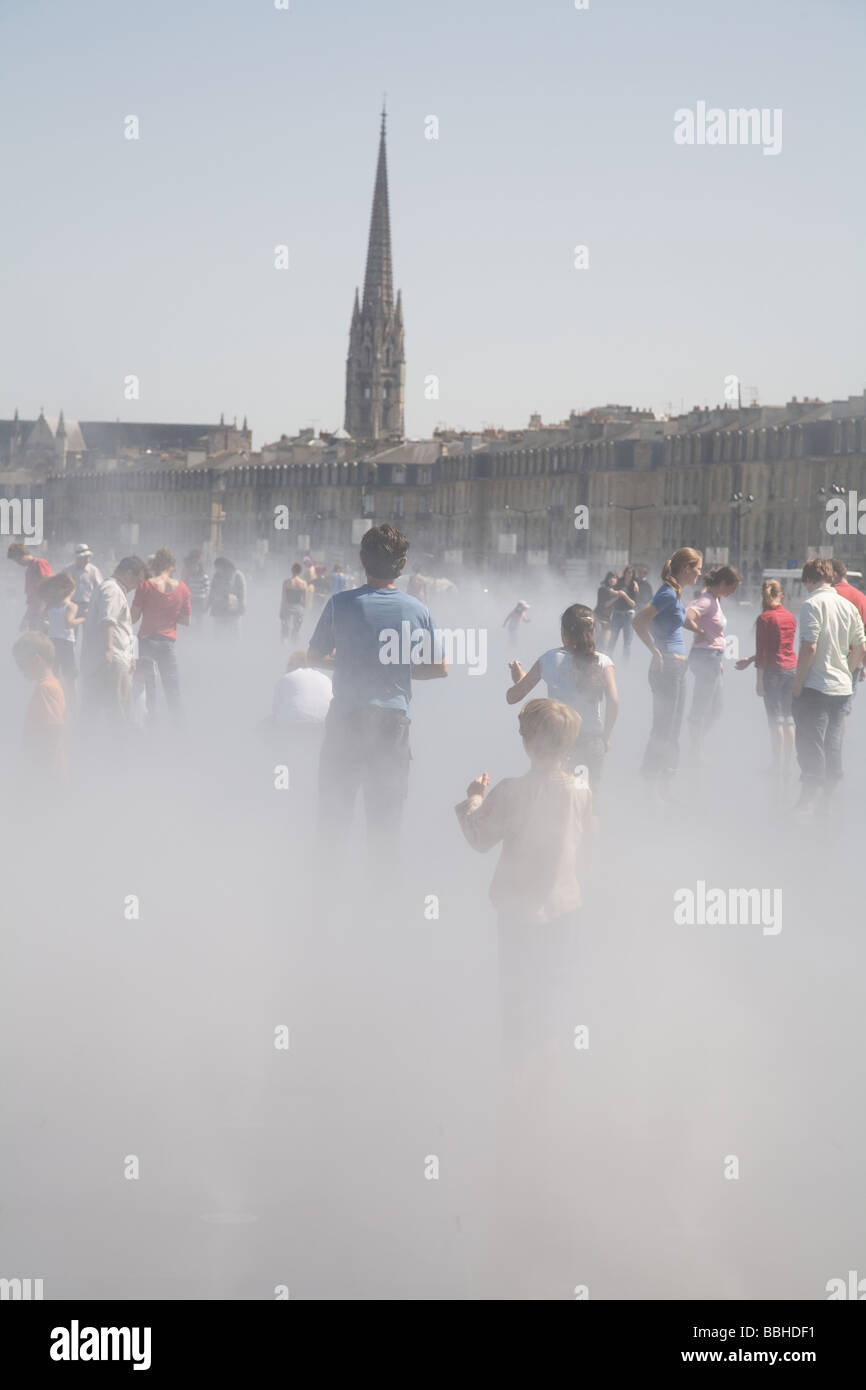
[65,542,103,618]
[792,558,866,807]
[83,556,148,724]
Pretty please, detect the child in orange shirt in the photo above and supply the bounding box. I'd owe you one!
[12,631,68,780]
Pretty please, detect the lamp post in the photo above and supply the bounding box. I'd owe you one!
[606,501,654,560]
[427,507,470,566]
[503,504,545,577]
[546,503,563,566]
[811,482,844,557]
[729,491,754,573]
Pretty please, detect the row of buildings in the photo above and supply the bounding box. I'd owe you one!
[3,113,865,578]
[4,393,866,578]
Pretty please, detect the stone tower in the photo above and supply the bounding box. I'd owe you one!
[344,110,405,442]
[55,409,68,471]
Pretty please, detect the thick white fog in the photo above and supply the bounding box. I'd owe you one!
[1,554,862,1301]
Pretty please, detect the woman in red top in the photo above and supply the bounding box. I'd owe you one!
[131,548,191,719]
[735,578,797,777]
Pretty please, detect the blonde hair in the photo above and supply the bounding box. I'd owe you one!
[661,547,702,596]
[518,698,581,760]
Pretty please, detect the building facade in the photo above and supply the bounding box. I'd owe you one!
[5,396,866,580]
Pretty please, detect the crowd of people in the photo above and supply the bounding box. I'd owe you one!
[9,527,866,845]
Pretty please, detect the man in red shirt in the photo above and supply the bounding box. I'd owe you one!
[831,559,866,623]
[131,547,191,719]
[7,541,52,630]
[831,559,866,710]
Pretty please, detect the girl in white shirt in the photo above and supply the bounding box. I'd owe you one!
[506,603,619,792]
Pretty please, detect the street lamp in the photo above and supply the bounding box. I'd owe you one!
[728,491,754,572]
[606,501,654,558]
[811,481,844,556]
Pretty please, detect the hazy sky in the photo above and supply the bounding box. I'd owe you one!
[2,0,864,447]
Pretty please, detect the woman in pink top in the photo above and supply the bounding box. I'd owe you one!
[685,565,741,763]
[131,548,191,719]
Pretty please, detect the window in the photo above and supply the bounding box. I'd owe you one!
[418,467,432,486]
[392,465,406,485]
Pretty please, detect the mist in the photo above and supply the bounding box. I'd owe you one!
[1,546,862,1302]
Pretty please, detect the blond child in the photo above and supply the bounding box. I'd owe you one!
[455,698,592,926]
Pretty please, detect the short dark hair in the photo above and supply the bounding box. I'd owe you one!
[116,555,147,582]
[703,565,741,591]
[802,558,834,585]
[831,558,847,581]
[7,541,28,561]
[360,524,409,580]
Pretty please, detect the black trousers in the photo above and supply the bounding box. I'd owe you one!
[317,705,411,851]
[793,686,848,787]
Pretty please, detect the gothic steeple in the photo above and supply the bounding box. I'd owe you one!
[344,108,405,442]
[362,108,394,318]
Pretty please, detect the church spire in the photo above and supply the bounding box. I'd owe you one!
[344,110,405,443]
[361,107,394,318]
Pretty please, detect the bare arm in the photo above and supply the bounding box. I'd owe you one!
[455,778,506,854]
[506,658,541,704]
[683,606,703,635]
[633,604,660,656]
[412,659,448,680]
[849,640,866,675]
[306,645,335,670]
[602,664,619,743]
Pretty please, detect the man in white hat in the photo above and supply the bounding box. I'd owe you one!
[65,543,103,619]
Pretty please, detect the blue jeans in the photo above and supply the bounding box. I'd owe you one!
[642,654,688,779]
[138,635,182,716]
[609,610,634,655]
[688,647,724,735]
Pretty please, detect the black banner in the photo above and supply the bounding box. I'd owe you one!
[2,1299,861,1375]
